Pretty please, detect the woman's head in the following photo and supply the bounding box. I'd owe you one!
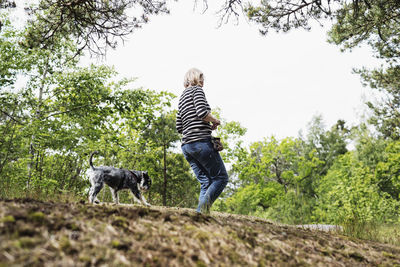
[184,68,204,88]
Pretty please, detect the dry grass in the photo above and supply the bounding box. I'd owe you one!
[342,221,400,247]
[0,199,400,266]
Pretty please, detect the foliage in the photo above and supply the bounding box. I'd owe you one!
[245,0,400,141]
[246,0,334,34]
[328,0,400,61]
[217,182,284,215]
[0,17,197,207]
[2,3,400,232]
[356,66,400,139]
[261,190,316,224]
[0,0,246,55]
[314,152,399,224]
[2,0,169,55]
[218,133,324,224]
[220,116,400,226]
[375,141,400,200]
[245,0,400,62]
[212,108,247,164]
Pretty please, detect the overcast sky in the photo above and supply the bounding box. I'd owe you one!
[101,1,380,144]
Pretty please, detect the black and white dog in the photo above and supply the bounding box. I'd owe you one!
[87,151,152,206]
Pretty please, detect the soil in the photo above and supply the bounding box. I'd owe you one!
[0,198,399,266]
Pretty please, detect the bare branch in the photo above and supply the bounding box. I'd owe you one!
[0,109,24,124]
[216,0,244,27]
[23,0,169,56]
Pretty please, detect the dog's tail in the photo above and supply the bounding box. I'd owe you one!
[89,151,99,170]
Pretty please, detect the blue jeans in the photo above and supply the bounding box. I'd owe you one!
[181,139,229,213]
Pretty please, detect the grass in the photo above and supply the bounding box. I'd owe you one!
[2,189,400,248]
[342,221,400,246]
[1,198,400,266]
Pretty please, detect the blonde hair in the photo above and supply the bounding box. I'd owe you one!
[184,68,204,88]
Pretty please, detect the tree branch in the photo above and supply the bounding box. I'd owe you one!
[0,109,23,124]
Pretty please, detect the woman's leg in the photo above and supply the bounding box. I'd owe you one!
[197,151,228,212]
[182,144,210,212]
[189,160,211,212]
[182,140,229,213]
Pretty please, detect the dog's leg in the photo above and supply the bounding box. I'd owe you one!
[140,194,151,207]
[110,187,119,204]
[129,186,150,206]
[88,186,94,203]
[89,182,103,204]
[131,191,142,205]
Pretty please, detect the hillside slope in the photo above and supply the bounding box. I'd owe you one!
[0,199,399,266]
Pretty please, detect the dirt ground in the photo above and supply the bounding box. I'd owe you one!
[0,199,399,266]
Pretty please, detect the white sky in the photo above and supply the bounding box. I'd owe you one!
[101,1,380,144]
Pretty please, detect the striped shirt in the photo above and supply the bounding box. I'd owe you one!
[176,86,212,144]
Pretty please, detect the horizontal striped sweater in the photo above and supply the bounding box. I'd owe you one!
[176,86,212,144]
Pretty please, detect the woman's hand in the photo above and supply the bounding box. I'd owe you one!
[211,119,220,130]
[203,112,220,130]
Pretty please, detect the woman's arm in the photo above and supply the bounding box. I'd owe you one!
[192,87,220,129]
[203,112,220,130]
[176,112,183,134]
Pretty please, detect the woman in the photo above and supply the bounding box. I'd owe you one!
[176,68,229,213]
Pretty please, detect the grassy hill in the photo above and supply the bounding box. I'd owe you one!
[0,199,399,266]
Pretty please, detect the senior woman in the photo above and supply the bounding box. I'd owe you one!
[176,68,229,213]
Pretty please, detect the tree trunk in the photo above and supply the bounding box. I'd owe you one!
[27,64,48,189]
[162,143,167,206]
[0,119,17,176]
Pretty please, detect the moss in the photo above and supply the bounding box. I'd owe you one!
[170,236,181,245]
[183,224,211,242]
[382,251,395,259]
[79,254,92,263]
[59,236,77,254]
[227,250,241,263]
[59,236,71,251]
[134,232,146,241]
[66,222,80,231]
[28,211,46,224]
[15,237,41,248]
[2,199,400,266]
[320,248,332,256]
[138,208,149,217]
[111,239,131,250]
[265,253,275,261]
[17,225,38,237]
[184,224,197,231]
[227,229,240,242]
[1,215,15,223]
[112,216,129,229]
[348,251,365,262]
[111,240,121,248]
[193,230,210,243]
[257,259,267,267]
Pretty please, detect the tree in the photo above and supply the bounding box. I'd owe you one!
[301,116,349,177]
[356,66,400,140]
[375,141,400,200]
[245,0,400,59]
[222,182,284,215]
[142,111,181,206]
[2,0,169,56]
[328,1,400,139]
[233,136,323,194]
[0,16,176,199]
[245,1,400,140]
[0,0,246,55]
[314,152,399,224]
[352,123,386,170]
